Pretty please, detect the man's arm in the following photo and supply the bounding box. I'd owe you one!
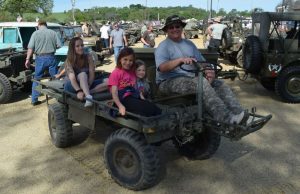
[25,48,34,69]
[158,57,197,72]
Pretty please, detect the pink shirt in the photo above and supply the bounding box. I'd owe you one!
[108,68,136,90]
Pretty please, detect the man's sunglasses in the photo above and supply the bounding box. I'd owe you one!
[168,25,182,30]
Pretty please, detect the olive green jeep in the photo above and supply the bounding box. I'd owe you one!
[243,12,300,103]
[37,48,271,190]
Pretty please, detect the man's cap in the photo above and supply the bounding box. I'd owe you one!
[162,15,186,31]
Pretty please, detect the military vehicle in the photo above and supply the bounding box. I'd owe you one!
[37,47,271,190]
[183,20,200,39]
[120,23,141,46]
[0,22,62,103]
[220,16,252,66]
[242,11,300,103]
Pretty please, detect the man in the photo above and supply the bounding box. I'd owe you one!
[154,15,247,125]
[25,20,61,106]
[206,17,227,50]
[100,21,111,48]
[140,23,156,48]
[82,22,90,36]
[109,22,128,63]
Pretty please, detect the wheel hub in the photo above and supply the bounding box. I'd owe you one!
[287,77,300,95]
[115,148,137,175]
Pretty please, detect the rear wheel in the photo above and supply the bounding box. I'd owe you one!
[48,102,73,147]
[0,72,12,103]
[275,66,300,103]
[173,129,221,160]
[104,128,161,190]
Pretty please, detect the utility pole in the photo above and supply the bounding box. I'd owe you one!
[209,0,213,19]
[71,0,76,25]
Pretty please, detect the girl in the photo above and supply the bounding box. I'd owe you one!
[64,37,108,107]
[108,47,161,116]
[135,59,151,100]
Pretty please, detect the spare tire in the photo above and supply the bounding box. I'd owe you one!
[243,35,263,74]
[221,28,232,49]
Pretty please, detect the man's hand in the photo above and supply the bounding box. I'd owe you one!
[181,57,197,65]
[25,59,31,69]
[205,69,216,84]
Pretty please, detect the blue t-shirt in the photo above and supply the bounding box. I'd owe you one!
[154,38,205,84]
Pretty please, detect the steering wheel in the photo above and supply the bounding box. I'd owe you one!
[179,61,223,74]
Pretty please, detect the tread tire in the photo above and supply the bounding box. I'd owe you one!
[104,128,161,190]
[174,129,221,160]
[243,35,263,74]
[0,72,12,103]
[275,66,300,103]
[48,103,73,148]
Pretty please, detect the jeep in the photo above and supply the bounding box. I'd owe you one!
[243,12,300,103]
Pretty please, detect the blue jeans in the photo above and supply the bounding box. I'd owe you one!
[32,55,57,103]
[113,46,124,64]
[64,78,104,93]
[143,44,151,48]
[101,38,109,48]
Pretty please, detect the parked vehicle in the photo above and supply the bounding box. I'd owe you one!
[243,11,300,103]
[38,47,271,190]
[0,22,62,103]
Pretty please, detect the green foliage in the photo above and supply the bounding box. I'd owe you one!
[0,3,260,23]
[0,0,53,17]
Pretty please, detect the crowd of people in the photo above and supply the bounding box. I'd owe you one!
[24,15,249,126]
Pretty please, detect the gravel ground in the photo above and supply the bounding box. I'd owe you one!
[0,35,299,194]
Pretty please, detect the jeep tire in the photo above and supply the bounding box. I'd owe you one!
[0,72,12,103]
[243,35,263,74]
[221,28,232,49]
[275,66,300,103]
[48,102,73,148]
[104,128,161,190]
[174,129,221,160]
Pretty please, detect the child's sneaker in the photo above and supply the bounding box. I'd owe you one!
[84,95,93,107]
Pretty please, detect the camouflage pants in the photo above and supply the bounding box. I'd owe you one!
[158,76,243,122]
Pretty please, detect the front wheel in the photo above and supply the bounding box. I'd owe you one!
[173,129,221,160]
[0,72,12,103]
[104,128,161,190]
[275,66,300,103]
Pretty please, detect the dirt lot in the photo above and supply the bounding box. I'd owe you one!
[0,35,300,194]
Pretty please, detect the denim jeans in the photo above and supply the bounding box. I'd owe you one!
[113,46,124,64]
[31,55,57,103]
[64,78,104,93]
[101,38,109,48]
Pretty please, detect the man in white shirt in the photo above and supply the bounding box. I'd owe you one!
[100,21,111,48]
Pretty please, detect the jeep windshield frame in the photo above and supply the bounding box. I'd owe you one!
[252,12,300,53]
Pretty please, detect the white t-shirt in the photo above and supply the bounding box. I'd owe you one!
[100,25,110,39]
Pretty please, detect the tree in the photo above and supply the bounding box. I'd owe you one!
[1,0,53,17]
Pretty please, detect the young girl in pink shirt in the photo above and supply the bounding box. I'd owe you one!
[108,47,161,116]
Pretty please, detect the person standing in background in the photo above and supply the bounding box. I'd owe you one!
[25,20,61,106]
[109,22,128,64]
[140,23,156,48]
[100,21,111,48]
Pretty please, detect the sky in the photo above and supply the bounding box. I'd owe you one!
[53,0,281,13]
